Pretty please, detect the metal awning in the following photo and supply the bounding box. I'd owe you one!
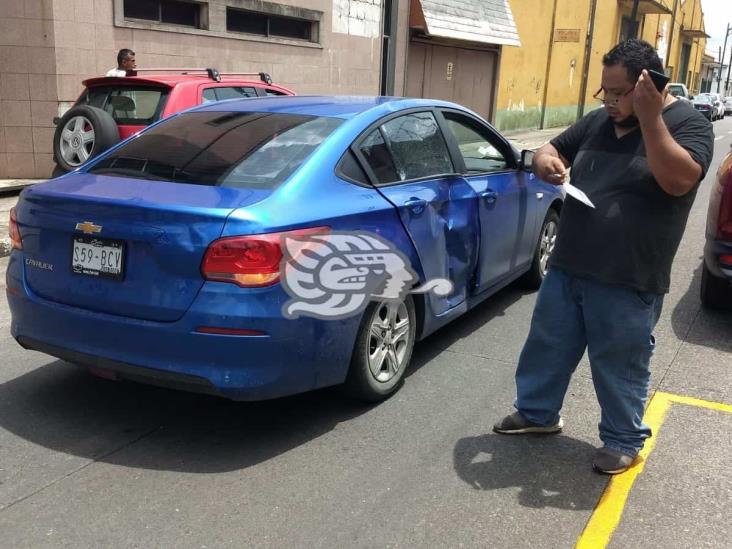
[410,0,521,47]
[680,28,710,39]
[617,0,672,16]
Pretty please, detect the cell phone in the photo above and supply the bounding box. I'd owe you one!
[647,69,670,92]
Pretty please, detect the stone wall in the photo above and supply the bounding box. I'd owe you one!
[0,0,58,178]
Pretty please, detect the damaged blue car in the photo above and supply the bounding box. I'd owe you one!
[7,96,563,402]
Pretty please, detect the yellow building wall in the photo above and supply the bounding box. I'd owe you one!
[494,0,557,130]
[581,0,626,117]
[495,0,706,131]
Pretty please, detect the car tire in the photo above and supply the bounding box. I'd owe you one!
[343,296,416,402]
[521,208,560,289]
[700,263,732,309]
[53,105,119,173]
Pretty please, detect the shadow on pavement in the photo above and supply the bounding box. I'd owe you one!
[0,283,532,474]
[671,260,732,352]
[407,283,531,378]
[0,359,376,473]
[454,433,606,510]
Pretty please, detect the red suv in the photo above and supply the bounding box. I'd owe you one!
[52,68,294,174]
[702,145,732,308]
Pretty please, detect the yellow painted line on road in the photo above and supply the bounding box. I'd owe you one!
[575,391,732,549]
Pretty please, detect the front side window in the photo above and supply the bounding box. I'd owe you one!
[78,86,168,125]
[380,112,453,181]
[88,111,342,189]
[443,113,508,173]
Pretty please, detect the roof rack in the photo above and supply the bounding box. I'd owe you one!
[126,68,273,84]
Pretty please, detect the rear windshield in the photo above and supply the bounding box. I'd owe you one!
[667,85,685,96]
[88,111,343,189]
[78,85,169,125]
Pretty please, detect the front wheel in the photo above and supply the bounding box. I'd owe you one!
[343,297,416,402]
[521,208,560,289]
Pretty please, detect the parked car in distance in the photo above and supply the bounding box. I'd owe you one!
[693,95,715,121]
[668,82,692,103]
[724,97,732,115]
[702,143,732,309]
[698,93,725,120]
[52,68,295,174]
[9,96,564,403]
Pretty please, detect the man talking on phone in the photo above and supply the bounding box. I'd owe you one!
[493,39,714,474]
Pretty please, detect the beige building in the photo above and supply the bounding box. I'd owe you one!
[0,0,404,179]
[0,0,715,179]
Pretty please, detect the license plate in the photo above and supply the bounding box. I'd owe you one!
[71,236,125,280]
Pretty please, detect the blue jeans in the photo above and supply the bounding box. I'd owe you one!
[515,269,663,456]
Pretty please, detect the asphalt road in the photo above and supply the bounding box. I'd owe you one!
[1,117,731,548]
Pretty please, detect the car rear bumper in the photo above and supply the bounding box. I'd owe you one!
[6,253,361,400]
[704,237,732,281]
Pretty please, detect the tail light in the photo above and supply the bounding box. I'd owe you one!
[201,226,329,288]
[9,207,22,250]
[715,157,732,241]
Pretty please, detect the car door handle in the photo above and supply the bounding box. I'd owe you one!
[404,197,427,214]
[480,190,498,203]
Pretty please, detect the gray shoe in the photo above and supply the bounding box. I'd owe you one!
[592,447,636,475]
[493,411,563,434]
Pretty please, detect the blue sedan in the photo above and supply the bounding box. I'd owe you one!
[6,96,563,401]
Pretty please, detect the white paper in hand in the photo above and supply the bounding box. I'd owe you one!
[564,181,595,208]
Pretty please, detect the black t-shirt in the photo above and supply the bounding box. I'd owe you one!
[549,100,714,294]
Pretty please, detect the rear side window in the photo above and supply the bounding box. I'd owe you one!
[202,86,260,102]
[359,130,399,184]
[79,86,168,125]
[88,111,343,189]
[380,112,453,181]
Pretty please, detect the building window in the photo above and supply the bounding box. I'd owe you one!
[227,7,315,41]
[124,0,203,28]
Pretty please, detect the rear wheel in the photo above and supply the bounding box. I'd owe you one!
[53,105,119,172]
[521,208,560,289]
[344,297,416,402]
[700,263,732,309]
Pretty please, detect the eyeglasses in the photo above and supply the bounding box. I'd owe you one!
[593,87,634,106]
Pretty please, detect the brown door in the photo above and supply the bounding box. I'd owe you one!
[406,42,497,120]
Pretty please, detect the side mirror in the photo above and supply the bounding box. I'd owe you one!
[520,149,535,172]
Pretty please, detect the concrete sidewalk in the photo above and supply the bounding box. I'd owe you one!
[503,126,567,151]
[0,124,568,258]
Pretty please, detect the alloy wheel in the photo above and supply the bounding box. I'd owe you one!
[59,116,95,167]
[539,218,558,275]
[367,301,412,383]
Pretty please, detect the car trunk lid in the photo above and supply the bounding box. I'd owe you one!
[17,174,271,322]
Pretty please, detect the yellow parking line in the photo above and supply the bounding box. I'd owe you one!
[575,391,732,549]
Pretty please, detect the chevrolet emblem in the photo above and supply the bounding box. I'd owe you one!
[75,221,102,234]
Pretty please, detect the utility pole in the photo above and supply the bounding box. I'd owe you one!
[727,36,732,96]
[630,0,640,38]
[719,23,730,93]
